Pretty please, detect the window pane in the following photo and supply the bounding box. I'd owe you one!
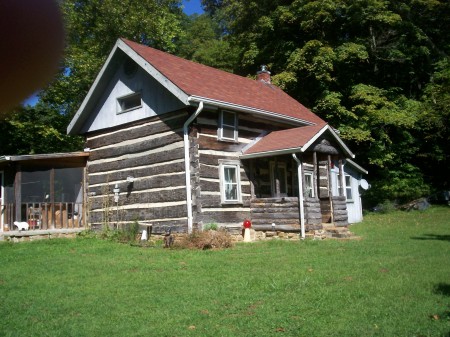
[22,170,50,202]
[223,165,239,201]
[54,168,83,203]
[345,175,351,186]
[222,126,235,139]
[118,93,141,112]
[222,112,235,126]
[305,173,313,197]
[346,188,352,200]
[224,167,236,184]
[225,184,237,200]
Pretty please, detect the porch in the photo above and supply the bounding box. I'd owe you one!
[0,152,88,234]
[249,196,350,238]
[2,202,85,231]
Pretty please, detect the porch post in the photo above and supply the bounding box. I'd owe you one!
[313,151,318,198]
[50,168,55,227]
[338,159,345,197]
[327,155,334,224]
[14,165,21,221]
[292,154,305,239]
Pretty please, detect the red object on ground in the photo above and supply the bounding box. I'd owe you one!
[243,220,251,228]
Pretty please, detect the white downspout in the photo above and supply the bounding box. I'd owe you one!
[292,154,305,239]
[184,101,204,234]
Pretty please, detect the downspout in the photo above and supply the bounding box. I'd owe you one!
[292,154,305,239]
[183,101,204,234]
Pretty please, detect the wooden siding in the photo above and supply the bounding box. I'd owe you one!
[82,62,185,133]
[85,111,189,232]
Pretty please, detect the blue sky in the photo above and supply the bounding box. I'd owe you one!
[182,0,204,15]
[23,0,204,107]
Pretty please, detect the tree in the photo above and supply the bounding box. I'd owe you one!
[0,0,186,155]
[200,0,450,203]
[176,14,238,72]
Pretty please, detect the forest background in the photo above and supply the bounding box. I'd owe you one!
[1,0,448,207]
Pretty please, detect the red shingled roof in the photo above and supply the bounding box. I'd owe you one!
[243,124,327,156]
[122,38,324,125]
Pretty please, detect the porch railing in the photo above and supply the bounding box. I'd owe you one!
[2,202,85,231]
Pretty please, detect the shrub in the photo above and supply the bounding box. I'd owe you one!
[175,229,233,250]
[203,223,218,231]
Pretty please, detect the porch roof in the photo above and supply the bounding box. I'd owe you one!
[0,152,89,168]
[240,124,355,159]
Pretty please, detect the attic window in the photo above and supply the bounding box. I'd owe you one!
[117,92,142,114]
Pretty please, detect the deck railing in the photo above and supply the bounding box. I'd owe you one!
[2,202,85,231]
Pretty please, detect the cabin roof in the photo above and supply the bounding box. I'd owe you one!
[240,124,355,159]
[68,38,324,134]
[121,39,324,125]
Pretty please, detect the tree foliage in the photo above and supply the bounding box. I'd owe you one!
[200,0,450,204]
[0,0,184,155]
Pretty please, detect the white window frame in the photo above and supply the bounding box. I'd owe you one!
[304,171,315,198]
[219,161,242,204]
[117,92,142,114]
[270,162,288,197]
[218,110,238,142]
[338,173,354,202]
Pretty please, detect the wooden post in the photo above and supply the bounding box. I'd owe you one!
[14,165,21,221]
[313,152,318,198]
[327,155,334,224]
[50,168,55,228]
[274,157,280,198]
[338,159,344,197]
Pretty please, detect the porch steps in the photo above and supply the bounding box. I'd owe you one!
[321,223,355,239]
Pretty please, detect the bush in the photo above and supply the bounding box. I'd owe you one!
[372,200,397,214]
[203,223,218,231]
[175,229,233,250]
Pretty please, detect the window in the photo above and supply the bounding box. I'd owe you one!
[270,162,287,197]
[219,162,241,203]
[304,171,314,198]
[117,92,142,114]
[338,174,353,201]
[219,110,238,141]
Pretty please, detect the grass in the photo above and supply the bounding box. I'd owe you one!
[0,206,449,337]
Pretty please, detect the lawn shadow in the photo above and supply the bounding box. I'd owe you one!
[434,283,450,297]
[410,234,450,242]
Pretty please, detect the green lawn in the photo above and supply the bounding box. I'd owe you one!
[1,207,449,337]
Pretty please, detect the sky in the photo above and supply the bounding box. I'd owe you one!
[182,0,204,16]
[23,0,204,107]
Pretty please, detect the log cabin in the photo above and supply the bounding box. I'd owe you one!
[66,38,368,237]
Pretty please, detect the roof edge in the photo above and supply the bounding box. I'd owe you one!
[0,152,89,163]
[188,96,315,127]
[346,158,368,174]
[240,146,305,160]
[301,125,355,158]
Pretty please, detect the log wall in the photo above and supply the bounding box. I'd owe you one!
[332,196,349,227]
[85,110,189,232]
[250,197,301,231]
[193,110,255,230]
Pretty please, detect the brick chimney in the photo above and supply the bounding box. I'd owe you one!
[257,65,271,84]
